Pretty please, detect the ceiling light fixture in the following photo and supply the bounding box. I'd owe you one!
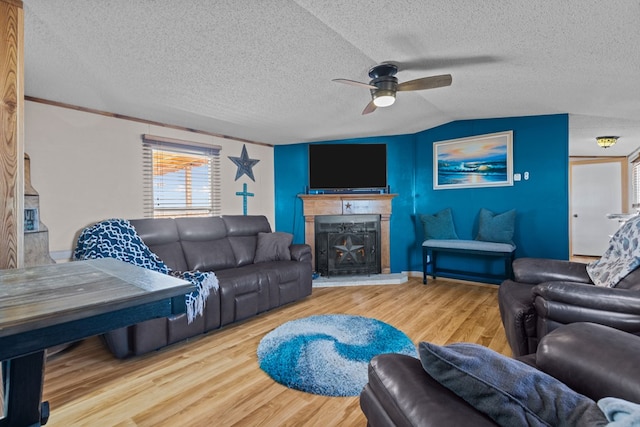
[596,136,619,149]
[372,90,396,107]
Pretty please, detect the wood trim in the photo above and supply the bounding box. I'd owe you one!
[569,156,627,163]
[0,0,24,269]
[142,134,222,151]
[569,157,628,256]
[569,155,627,159]
[1,0,23,8]
[569,157,629,211]
[622,160,629,210]
[25,96,273,148]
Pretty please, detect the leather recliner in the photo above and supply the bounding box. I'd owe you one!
[498,257,640,357]
[360,322,640,426]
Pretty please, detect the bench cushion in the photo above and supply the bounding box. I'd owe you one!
[423,239,516,253]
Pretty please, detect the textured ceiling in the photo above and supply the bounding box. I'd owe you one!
[23,0,640,156]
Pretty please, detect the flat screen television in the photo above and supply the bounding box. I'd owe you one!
[308,143,388,193]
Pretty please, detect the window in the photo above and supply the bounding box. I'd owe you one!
[142,134,221,218]
[633,156,640,208]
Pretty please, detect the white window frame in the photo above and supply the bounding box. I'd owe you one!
[633,156,640,209]
[142,134,221,218]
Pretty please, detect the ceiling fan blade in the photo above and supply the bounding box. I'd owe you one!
[385,55,501,72]
[362,100,377,115]
[332,78,377,89]
[396,74,452,92]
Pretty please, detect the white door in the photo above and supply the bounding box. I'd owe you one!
[571,160,624,256]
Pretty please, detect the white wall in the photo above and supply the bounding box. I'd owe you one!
[25,101,274,260]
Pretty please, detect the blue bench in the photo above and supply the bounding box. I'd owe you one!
[422,239,516,284]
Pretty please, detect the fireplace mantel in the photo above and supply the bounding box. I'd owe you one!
[299,194,397,274]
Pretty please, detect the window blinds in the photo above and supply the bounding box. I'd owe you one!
[142,134,221,218]
[633,157,640,208]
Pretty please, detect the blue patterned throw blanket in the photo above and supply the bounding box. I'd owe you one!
[73,218,218,322]
[598,397,640,426]
[587,214,640,287]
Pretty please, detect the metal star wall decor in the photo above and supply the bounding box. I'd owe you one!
[228,144,260,181]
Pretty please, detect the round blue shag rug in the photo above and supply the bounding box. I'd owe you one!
[257,314,416,396]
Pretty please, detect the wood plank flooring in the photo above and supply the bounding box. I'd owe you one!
[41,277,510,426]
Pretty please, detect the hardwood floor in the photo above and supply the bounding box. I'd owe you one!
[42,277,510,426]
[570,255,599,263]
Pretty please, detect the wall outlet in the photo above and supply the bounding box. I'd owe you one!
[524,172,530,180]
[514,173,522,181]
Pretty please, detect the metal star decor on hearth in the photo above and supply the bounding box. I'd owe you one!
[334,236,364,263]
[228,144,260,181]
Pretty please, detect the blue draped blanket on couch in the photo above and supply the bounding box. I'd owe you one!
[74,218,219,322]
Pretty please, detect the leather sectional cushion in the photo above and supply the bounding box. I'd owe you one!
[130,218,189,271]
[223,214,271,236]
[227,235,259,267]
[181,238,237,271]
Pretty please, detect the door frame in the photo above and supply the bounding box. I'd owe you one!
[569,156,628,257]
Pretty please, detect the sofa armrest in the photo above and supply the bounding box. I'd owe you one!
[536,322,640,402]
[290,243,312,263]
[513,258,592,284]
[533,281,640,333]
[533,281,640,313]
[616,267,640,290]
[498,280,539,357]
[361,354,497,427]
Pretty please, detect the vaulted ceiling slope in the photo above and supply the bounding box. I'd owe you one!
[23,1,640,156]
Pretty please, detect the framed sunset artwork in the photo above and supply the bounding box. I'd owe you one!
[433,131,513,190]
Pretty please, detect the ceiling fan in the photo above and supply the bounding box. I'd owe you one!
[332,63,452,115]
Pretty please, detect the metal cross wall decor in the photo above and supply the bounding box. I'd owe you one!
[235,183,255,215]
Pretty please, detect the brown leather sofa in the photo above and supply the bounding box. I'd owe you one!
[498,257,640,357]
[360,322,640,426]
[101,215,312,358]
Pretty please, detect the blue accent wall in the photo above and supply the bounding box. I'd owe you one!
[274,113,569,275]
[274,142,309,244]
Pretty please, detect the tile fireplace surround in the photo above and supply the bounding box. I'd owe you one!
[299,194,397,274]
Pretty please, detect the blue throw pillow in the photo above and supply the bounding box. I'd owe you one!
[419,342,607,427]
[476,208,516,244]
[420,208,459,240]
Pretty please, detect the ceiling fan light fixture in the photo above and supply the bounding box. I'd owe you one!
[596,136,619,148]
[372,90,396,107]
[333,62,452,114]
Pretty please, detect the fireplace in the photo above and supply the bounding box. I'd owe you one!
[299,193,396,274]
[314,215,381,276]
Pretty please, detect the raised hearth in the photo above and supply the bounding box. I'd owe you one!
[312,272,408,287]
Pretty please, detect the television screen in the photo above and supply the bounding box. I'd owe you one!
[308,143,387,192]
